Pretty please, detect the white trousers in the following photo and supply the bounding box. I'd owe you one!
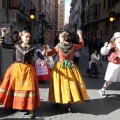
[105,62,120,82]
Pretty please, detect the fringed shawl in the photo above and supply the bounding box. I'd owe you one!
[57,41,73,55]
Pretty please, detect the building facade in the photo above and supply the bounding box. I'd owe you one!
[69,0,82,33]
[81,0,120,41]
[69,0,120,42]
[0,0,58,78]
[57,0,65,32]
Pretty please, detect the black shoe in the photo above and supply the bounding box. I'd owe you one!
[44,81,49,84]
[85,98,91,102]
[29,114,34,119]
[89,73,92,77]
[68,108,71,113]
[54,103,60,107]
[29,110,34,119]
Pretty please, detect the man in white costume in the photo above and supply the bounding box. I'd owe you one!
[99,32,120,97]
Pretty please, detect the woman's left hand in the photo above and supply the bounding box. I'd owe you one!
[1,28,7,37]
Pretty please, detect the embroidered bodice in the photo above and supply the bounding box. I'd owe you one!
[46,38,84,61]
[0,37,38,63]
[15,44,35,63]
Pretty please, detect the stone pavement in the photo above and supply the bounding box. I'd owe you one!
[0,47,120,120]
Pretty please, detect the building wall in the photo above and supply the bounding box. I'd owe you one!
[58,0,65,31]
[82,0,120,41]
[0,0,40,78]
[69,0,82,33]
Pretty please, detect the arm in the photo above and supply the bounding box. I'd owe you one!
[73,30,84,50]
[45,47,58,56]
[1,42,15,49]
[91,54,100,61]
[100,42,111,55]
[0,28,15,49]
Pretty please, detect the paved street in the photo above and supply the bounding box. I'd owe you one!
[0,46,120,120]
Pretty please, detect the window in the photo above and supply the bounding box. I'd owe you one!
[60,1,64,3]
[60,5,64,8]
[108,0,115,9]
[60,15,63,17]
[2,0,5,9]
[103,0,106,9]
[115,0,120,4]
[59,23,63,26]
[59,28,63,30]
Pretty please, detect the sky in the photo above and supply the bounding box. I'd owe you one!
[65,0,72,23]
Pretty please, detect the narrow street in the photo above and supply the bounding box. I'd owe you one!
[0,46,120,120]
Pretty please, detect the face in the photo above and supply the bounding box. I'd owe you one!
[21,33,30,44]
[59,35,63,42]
[40,45,45,51]
[94,51,97,54]
[115,37,120,44]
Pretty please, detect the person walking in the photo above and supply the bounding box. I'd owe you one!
[34,43,50,84]
[86,49,100,77]
[99,32,120,97]
[0,28,40,118]
[73,49,81,64]
[44,30,89,112]
[44,44,55,71]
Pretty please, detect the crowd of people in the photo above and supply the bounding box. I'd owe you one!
[0,27,120,119]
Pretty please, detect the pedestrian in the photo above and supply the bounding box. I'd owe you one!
[88,36,96,60]
[34,43,50,84]
[0,28,41,118]
[86,49,100,77]
[44,44,54,71]
[99,32,120,97]
[44,30,89,112]
[73,49,81,64]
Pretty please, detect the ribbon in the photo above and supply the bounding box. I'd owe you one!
[62,60,73,69]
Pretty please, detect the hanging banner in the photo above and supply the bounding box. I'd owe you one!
[44,30,54,45]
[9,12,16,22]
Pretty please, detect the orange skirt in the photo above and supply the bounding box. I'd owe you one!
[0,63,40,110]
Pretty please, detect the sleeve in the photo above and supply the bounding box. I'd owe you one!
[0,36,15,49]
[91,54,100,60]
[73,38,84,50]
[45,47,58,56]
[100,46,111,56]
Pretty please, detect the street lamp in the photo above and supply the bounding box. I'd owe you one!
[39,13,45,44]
[109,11,115,39]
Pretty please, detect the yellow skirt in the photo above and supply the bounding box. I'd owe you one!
[49,61,89,104]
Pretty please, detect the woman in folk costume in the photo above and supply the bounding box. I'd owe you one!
[44,30,89,112]
[0,28,41,118]
[44,44,55,71]
[86,49,100,77]
[34,44,50,84]
[99,32,120,97]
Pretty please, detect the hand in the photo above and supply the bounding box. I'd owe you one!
[77,29,82,38]
[45,45,49,50]
[47,59,50,62]
[104,42,108,47]
[40,61,45,66]
[1,28,7,37]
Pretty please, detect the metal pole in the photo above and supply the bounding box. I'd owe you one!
[110,22,112,41]
[42,20,44,44]
[31,20,33,45]
[7,0,10,23]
